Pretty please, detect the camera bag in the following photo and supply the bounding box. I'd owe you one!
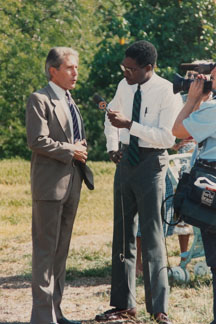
[173,161,216,230]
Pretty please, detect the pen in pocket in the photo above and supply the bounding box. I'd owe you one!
[144,107,148,116]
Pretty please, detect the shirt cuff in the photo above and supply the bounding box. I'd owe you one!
[106,141,119,152]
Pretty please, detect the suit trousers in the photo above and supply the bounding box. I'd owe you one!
[30,165,82,324]
[110,147,169,314]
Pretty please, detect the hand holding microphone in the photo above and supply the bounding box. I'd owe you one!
[93,93,124,164]
[93,93,131,129]
[107,110,132,129]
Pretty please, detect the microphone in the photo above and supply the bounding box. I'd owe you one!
[93,93,109,112]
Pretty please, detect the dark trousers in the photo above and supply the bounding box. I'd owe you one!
[110,147,169,314]
[201,229,216,324]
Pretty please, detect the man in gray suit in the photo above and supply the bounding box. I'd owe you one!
[26,47,94,324]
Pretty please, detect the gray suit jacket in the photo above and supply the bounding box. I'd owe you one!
[26,84,94,201]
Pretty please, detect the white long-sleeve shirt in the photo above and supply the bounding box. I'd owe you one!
[104,73,183,152]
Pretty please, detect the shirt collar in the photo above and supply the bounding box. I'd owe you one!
[139,72,157,92]
[49,81,66,100]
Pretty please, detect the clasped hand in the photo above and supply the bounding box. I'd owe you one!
[73,140,88,163]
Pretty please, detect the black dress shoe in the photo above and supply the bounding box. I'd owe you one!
[57,317,82,324]
[95,307,136,322]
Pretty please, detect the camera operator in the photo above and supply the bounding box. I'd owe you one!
[173,67,216,324]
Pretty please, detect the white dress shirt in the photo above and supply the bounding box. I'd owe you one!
[104,73,183,152]
[49,81,82,141]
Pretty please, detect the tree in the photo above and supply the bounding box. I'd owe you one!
[0,0,100,159]
[1,0,216,160]
[81,0,216,160]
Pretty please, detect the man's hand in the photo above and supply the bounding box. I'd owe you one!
[108,110,132,129]
[109,150,123,164]
[172,138,195,151]
[73,140,88,163]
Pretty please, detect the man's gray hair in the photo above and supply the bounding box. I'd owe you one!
[45,47,79,80]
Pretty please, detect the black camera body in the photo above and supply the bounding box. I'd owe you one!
[173,62,216,94]
[173,73,212,94]
[180,62,216,74]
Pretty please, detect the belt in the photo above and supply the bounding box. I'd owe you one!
[121,143,165,153]
[197,159,216,169]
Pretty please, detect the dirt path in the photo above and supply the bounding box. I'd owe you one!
[0,234,115,324]
[0,275,112,323]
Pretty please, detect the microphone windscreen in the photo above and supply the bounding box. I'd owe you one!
[93,93,104,104]
[93,93,108,111]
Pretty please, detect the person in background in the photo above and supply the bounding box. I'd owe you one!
[26,47,93,324]
[172,66,216,324]
[171,138,195,263]
[172,69,211,264]
[95,40,182,324]
[172,71,197,263]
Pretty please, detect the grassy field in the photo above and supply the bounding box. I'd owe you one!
[0,159,214,324]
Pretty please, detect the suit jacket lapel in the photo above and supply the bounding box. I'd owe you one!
[45,85,73,143]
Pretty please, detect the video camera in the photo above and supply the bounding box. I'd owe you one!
[173,62,216,94]
[180,62,216,74]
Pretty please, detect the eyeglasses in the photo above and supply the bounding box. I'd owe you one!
[120,64,141,74]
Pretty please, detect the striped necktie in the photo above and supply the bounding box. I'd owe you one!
[66,91,81,141]
[128,84,141,166]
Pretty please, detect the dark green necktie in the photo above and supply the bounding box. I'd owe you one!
[128,84,141,166]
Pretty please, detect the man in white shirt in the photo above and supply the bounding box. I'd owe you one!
[95,40,182,324]
[26,47,93,324]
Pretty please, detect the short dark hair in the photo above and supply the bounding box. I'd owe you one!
[125,40,157,67]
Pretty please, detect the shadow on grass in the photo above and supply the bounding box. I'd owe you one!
[0,265,211,291]
[65,264,112,287]
[0,323,29,324]
[0,274,31,289]
[66,264,111,281]
[0,264,112,289]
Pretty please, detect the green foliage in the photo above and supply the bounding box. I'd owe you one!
[123,0,216,76]
[1,0,216,160]
[0,0,100,159]
[88,0,216,85]
[81,0,216,160]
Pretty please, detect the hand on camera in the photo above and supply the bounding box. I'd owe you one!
[188,77,207,105]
